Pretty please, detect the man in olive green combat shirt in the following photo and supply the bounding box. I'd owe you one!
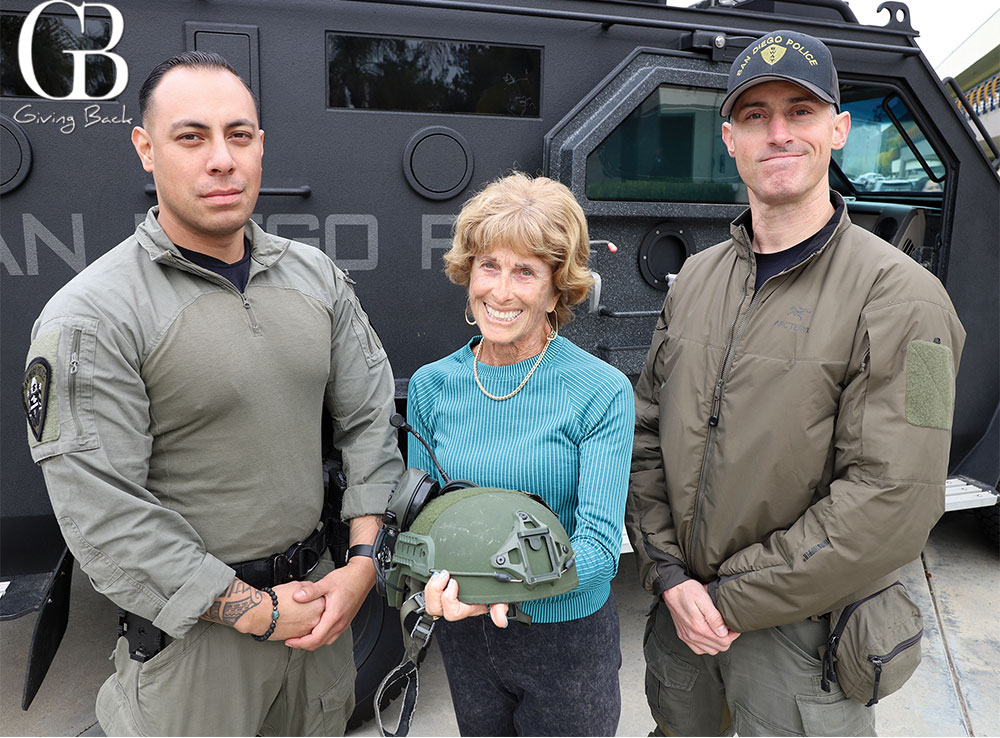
[23,52,402,735]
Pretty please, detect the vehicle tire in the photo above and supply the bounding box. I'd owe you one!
[348,588,405,729]
[974,499,999,548]
[322,453,405,727]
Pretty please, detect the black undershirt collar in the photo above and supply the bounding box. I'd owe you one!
[749,196,845,291]
[176,238,252,292]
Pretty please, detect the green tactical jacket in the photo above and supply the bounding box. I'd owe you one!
[626,197,965,632]
[25,208,403,638]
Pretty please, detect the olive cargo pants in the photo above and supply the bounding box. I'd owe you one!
[643,597,876,737]
[95,559,356,736]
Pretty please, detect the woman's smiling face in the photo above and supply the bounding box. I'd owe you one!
[468,246,559,363]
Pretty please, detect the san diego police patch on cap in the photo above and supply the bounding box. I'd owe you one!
[23,357,52,442]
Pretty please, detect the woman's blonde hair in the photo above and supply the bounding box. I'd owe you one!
[444,172,594,327]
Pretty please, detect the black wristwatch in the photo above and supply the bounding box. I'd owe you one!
[347,544,373,560]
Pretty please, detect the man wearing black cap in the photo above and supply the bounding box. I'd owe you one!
[627,30,965,735]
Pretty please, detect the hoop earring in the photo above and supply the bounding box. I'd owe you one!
[464,303,477,326]
[547,312,559,340]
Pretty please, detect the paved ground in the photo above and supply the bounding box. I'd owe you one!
[2,510,996,736]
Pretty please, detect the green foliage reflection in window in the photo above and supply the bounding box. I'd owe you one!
[586,85,747,203]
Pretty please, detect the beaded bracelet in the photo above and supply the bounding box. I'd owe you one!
[251,586,280,642]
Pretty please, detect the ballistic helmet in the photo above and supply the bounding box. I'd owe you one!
[375,469,577,609]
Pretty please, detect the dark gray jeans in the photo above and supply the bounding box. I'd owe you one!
[435,592,622,736]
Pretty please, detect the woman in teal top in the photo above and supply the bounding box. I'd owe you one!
[408,173,633,736]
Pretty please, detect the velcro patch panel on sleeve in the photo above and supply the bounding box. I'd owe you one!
[905,339,954,430]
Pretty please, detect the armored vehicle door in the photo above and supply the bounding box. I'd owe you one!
[540,1,999,501]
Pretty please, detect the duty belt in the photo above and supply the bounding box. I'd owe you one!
[117,523,331,663]
[229,523,330,590]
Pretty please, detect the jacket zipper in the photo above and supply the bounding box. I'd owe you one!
[241,293,261,335]
[69,328,84,436]
[684,223,843,565]
[687,258,755,557]
[163,254,262,335]
[859,346,871,374]
[356,305,375,355]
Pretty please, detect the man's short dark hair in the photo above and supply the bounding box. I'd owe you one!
[138,51,260,126]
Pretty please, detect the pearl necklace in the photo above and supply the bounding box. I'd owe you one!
[473,333,554,402]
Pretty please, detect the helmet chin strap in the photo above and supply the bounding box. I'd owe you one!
[374,587,435,738]
[373,583,532,738]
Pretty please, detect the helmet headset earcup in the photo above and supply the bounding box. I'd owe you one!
[384,468,440,530]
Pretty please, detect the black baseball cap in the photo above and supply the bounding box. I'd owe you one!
[720,30,840,117]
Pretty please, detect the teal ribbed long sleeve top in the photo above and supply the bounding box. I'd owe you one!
[406,336,634,623]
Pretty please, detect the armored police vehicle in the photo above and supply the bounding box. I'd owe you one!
[2,0,998,725]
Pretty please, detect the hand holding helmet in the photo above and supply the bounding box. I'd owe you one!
[424,570,510,628]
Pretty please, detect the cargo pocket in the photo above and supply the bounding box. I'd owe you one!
[644,636,699,691]
[643,603,703,734]
[134,622,217,733]
[96,661,146,738]
[319,655,356,736]
[733,700,802,737]
[796,691,874,737]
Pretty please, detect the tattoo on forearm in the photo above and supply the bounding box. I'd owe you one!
[202,579,263,626]
[221,595,261,625]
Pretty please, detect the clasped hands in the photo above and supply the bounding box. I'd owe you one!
[234,561,373,651]
[662,579,740,655]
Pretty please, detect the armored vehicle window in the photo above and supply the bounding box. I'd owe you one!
[835,87,945,196]
[585,85,747,204]
[326,33,540,117]
[1,12,117,98]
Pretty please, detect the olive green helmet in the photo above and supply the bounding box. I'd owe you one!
[382,484,578,609]
[371,461,579,736]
